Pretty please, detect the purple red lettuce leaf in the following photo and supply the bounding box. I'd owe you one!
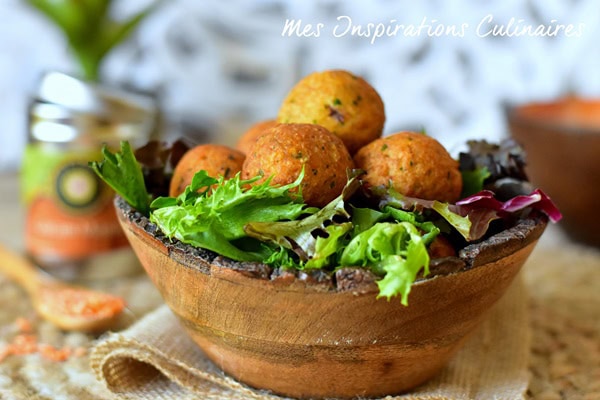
[456,189,562,223]
[377,187,561,242]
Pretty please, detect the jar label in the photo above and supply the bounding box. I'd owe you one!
[55,164,102,210]
[21,144,129,261]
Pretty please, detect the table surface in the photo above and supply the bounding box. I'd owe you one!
[0,172,599,400]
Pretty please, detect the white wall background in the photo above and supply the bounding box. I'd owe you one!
[1,0,599,171]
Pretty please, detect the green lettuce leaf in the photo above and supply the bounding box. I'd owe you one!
[244,176,359,261]
[244,192,348,261]
[263,245,303,270]
[375,233,430,305]
[383,206,440,245]
[431,200,499,241]
[340,222,430,306]
[303,223,353,270]
[350,206,387,234]
[460,166,491,198]
[89,142,150,215]
[149,170,311,262]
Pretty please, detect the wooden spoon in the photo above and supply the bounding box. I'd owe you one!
[0,244,128,332]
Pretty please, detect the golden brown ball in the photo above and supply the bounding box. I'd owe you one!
[353,131,462,203]
[242,123,354,207]
[277,70,385,155]
[235,119,278,155]
[169,144,245,197]
[427,235,457,259]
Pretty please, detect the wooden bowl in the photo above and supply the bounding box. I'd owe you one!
[115,197,547,399]
[507,96,600,247]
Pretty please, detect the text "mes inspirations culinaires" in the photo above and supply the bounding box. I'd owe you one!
[282,15,585,44]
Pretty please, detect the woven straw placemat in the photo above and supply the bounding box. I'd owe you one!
[521,227,600,399]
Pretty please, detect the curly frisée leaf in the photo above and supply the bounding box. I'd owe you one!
[304,223,353,270]
[149,170,311,262]
[244,176,359,262]
[245,176,434,304]
[340,222,430,306]
[244,191,349,261]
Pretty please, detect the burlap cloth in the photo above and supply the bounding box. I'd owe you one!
[88,271,530,400]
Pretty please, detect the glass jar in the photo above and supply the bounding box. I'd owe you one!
[21,72,158,281]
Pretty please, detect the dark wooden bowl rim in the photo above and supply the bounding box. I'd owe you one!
[115,196,547,294]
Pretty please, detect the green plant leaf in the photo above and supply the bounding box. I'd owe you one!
[25,0,163,81]
[81,0,111,36]
[25,0,83,45]
[96,1,164,66]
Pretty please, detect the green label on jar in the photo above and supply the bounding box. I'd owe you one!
[21,143,104,211]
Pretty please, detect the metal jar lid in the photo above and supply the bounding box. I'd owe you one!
[29,71,158,145]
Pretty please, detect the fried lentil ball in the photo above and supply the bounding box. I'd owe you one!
[242,123,354,207]
[353,131,462,203]
[277,70,385,155]
[427,235,457,259]
[169,144,245,197]
[235,119,278,155]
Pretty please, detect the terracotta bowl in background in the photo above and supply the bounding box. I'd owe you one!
[506,96,600,248]
[115,197,547,399]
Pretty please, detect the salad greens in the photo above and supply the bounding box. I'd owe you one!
[244,176,358,263]
[89,142,150,215]
[150,170,312,262]
[92,140,561,306]
[460,167,491,198]
[378,187,560,242]
[340,222,430,305]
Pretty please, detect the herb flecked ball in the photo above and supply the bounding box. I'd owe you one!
[235,119,278,155]
[169,144,245,197]
[277,70,385,155]
[354,131,463,203]
[242,123,354,208]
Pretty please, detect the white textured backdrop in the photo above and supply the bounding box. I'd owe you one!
[1,0,599,170]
